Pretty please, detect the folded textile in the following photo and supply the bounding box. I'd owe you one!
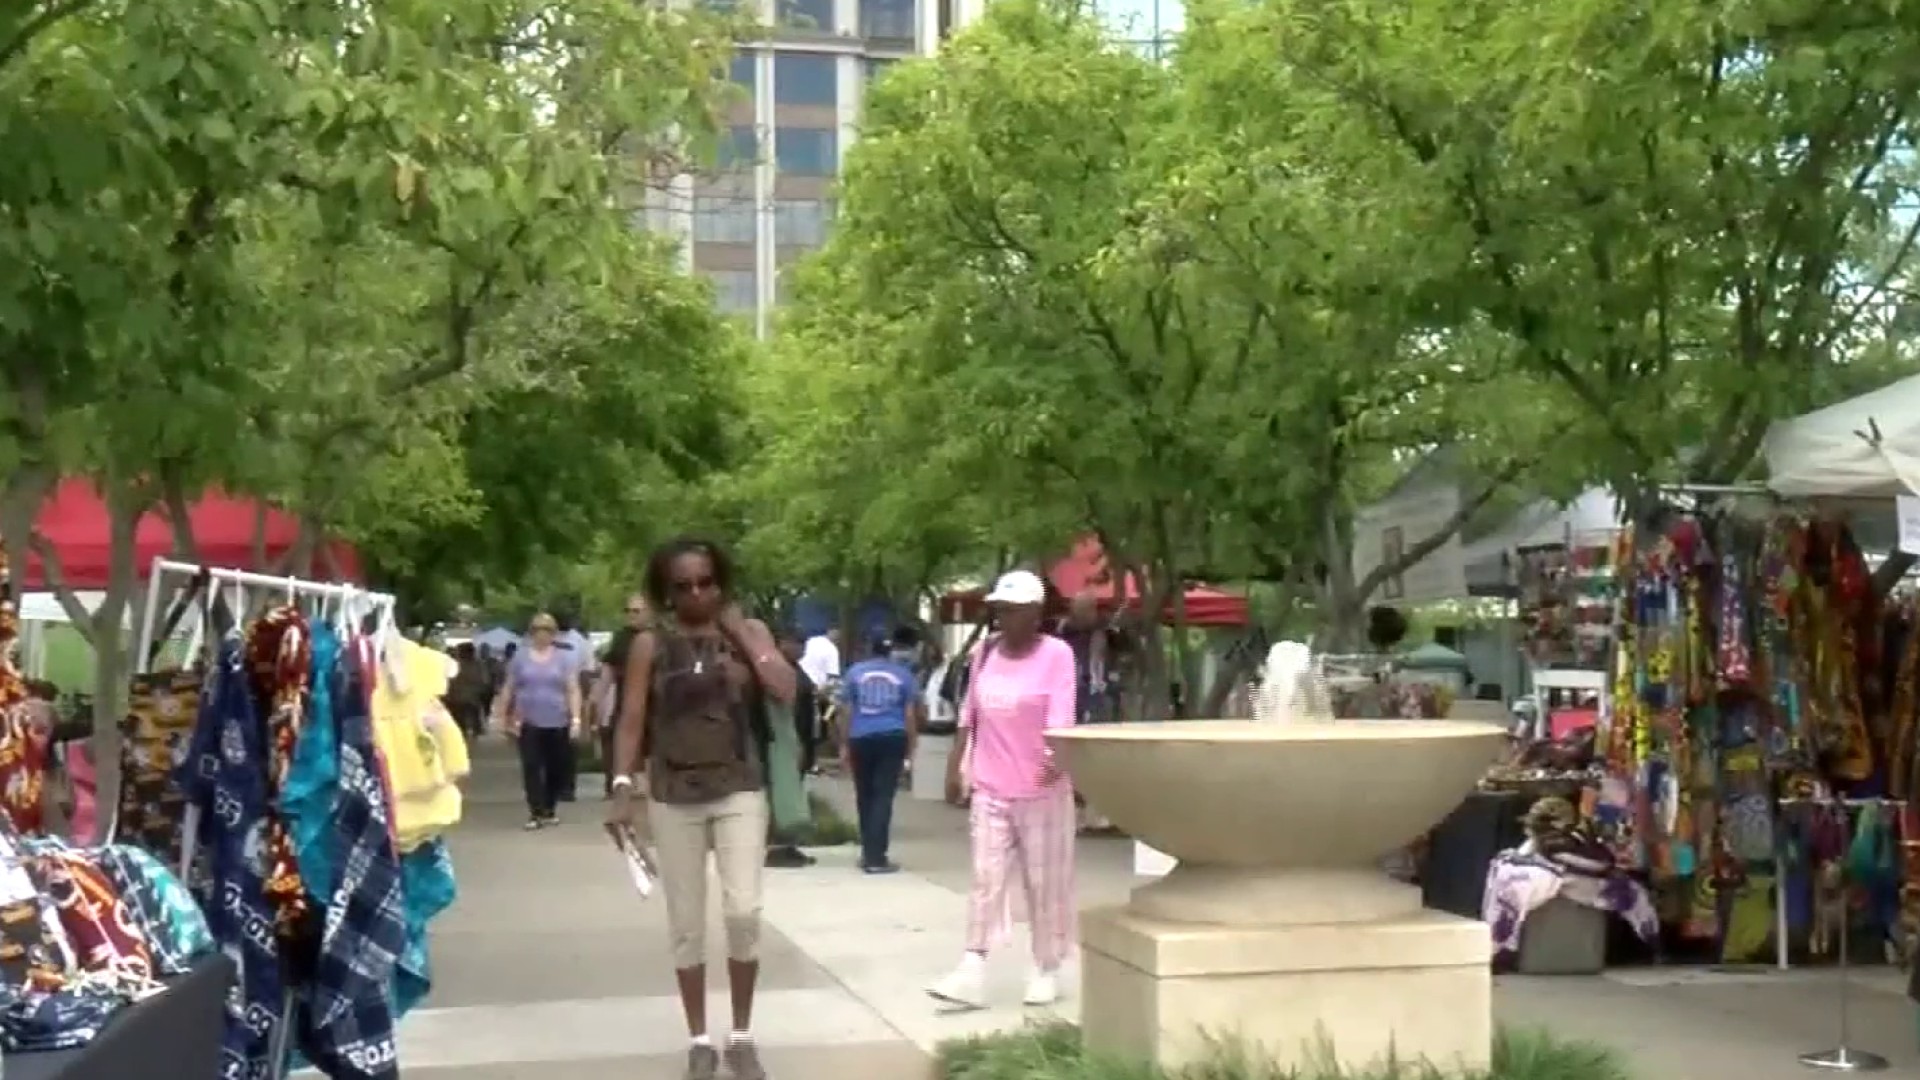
[0,980,128,1052]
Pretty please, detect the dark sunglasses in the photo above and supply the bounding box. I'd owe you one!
[670,576,718,595]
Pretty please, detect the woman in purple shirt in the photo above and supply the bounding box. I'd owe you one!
[494,612,584,830]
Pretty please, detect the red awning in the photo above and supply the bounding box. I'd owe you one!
[940,536,1249,627]
[20,479,362,590]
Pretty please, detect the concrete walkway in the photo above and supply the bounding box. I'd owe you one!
[396,743,1920,1078]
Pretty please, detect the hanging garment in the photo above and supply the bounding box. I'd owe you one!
[0,699,52,836]
[118,669,206,867]
[245,609,311,940]
[295,641,404,1080]
[369,638,468,852]
[180,640,285,1080]
[91,844,215,976]
[395,838,456,1019]
[284,625,343,906]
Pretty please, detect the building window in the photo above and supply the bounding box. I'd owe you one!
[728,52,756,89]
[706,269,757,313]
[865,58,897,83]
[717,125,760,169]
[779,0,834,32]
[694,194,757,244]
[775,127,837,175]
[860,0,914,39]
[774,54,837,107]
[775,199,833,246]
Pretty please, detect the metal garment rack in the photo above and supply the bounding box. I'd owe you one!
[133,557,396,675]
[129,558,396,1080]
[1775,796,1903,1073]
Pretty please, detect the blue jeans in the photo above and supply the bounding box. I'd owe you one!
[849,731,909,868]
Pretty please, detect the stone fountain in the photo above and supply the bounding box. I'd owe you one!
[1048,644,1506,1073]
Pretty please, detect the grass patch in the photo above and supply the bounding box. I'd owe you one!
[938,1023,1631,1080]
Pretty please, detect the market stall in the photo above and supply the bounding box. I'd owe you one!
[0,551,467,1078]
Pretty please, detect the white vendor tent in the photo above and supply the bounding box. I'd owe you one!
[1764,373,1920,499]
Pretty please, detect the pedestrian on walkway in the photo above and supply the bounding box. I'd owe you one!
[494,612,583,830]
[839,625,924,874]
[929,570,1079,1011]
[593,594,651,798]
[607,537,797,1080]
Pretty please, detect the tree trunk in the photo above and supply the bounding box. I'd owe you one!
[79,478,146,845]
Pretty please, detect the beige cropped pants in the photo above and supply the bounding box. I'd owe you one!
[649,789,769,968]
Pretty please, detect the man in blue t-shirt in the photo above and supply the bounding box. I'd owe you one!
[838,626,925,873]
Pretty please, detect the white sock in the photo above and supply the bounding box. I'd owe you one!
[691,1034,712,1048]
[959,951,986,973]
[730,1029,752,1045]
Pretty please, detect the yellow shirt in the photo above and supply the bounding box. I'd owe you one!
[370,639,470,851]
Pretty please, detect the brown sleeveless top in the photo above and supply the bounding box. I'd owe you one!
[647,627,763,805]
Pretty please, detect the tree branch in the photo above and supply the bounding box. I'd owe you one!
[0,0,94,72]
[1353,456,1529,603]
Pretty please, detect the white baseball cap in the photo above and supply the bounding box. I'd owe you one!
[985,570,1047,606]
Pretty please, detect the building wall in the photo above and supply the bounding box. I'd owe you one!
[651,0,914,338]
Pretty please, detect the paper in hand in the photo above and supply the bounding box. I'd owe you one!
[605,822,656,899]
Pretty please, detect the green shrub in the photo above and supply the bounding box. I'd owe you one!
[937,1023,1631,1080]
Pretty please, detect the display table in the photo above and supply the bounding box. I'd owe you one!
[7,953,236,1080]
[1421,790,1529,921]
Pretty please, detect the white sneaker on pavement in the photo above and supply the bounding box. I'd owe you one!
[1023,969,1061,1007]
[927,956,988,1010]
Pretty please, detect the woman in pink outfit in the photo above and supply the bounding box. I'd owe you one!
[929,570,1079,1010]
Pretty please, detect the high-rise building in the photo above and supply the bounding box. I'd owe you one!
[652,0,1182,337]
[648,1,915,339]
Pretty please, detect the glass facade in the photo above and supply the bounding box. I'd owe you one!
[860,0,915,40]
[775,54,838,106]
[717,125,760,169]
[780,0,835,32]
[775,127,837,175]
[1089,0,1184,57]
[694,194,757,244]
[728,53,756,88]
[706,269,757,313]
[775,199,834,247]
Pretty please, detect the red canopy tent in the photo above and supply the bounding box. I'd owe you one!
[19,478,363,591]
[940,537,1250,627]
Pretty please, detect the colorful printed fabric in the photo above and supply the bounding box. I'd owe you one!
[283,625,342,907]
[245,608,312,940]
[92,844,215,975]
[118,669,206,868]
[1483,850,1659,955]
[0,980,126,1052]
[396,838,456,1018]
[295,644,403,1080]
[0,699,52,836]
[0,832,74,991]
[180,639,285,1080]
[24,841,154,990]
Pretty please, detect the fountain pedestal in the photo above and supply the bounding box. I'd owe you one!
[1080,879,1490,1072]
[1048,720,1506,1075]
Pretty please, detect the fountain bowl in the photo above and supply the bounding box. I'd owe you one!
[1048,719,1506,924]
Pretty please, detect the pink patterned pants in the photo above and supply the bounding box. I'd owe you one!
[965,786,1077,969]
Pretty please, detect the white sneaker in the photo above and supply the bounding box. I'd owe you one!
[926,959,988,1010]
[1023,969,1061,1007]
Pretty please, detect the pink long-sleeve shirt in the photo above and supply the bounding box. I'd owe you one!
[962,634,1078,800]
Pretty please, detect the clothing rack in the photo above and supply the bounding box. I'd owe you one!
[1769,797,1907,978]
[134,557,396,676]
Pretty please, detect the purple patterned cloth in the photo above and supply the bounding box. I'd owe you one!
[1484,849,1658,954]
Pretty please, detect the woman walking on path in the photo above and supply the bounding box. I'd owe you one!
[494,612,583,830]
[838,625,924,874]
[607,537,796,1080]
[929,570,1079,1010]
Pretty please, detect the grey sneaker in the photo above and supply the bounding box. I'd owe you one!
[685,1043,720,1080]
[725,1039,767,1080]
